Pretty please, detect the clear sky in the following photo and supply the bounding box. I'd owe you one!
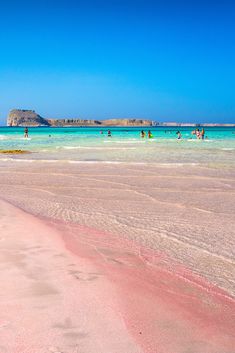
[0,0,235,124]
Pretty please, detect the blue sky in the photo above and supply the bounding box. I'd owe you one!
[0,0,235,123]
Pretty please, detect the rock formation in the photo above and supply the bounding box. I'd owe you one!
[7,110,153,127]
[101,119,152,126]
[7,110,49,127]
[47,119,102,127]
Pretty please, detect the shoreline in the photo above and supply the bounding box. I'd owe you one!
[1,199,235,352]
[0,199,142,353]
[1,162,235,296]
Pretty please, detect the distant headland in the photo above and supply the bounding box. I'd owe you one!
[7,110,153,127]
[6,109,235,127]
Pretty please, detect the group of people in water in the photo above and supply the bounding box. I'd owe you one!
[141,128,206,140]
[24,127,206,140]
[140,130,154,138]
[100,130,112,137]
[101,129,154,138]
[192,128,205,139]
[166,128,206,140]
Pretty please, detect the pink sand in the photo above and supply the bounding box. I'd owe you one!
[0,199,235,353]
[0,200,142,353]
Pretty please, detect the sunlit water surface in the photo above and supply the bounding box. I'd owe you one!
[0,126,235,166]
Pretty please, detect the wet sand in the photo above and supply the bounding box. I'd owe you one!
[0,162,235,352]
[0,200,142,353]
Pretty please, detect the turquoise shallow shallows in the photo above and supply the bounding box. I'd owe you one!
[0,126,235,166]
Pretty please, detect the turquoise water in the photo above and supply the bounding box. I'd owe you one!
[0,126,235,165]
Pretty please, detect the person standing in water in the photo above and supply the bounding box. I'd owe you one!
[140,130,145,138]
[196,128,200,139]
[201,128,205,140]
[148,130,153,138]
[24,127,29,138]
[176,131,182,139]
[107,130,112,137]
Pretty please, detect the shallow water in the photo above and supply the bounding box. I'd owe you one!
[0,162,235,298]
[0,126,235,166]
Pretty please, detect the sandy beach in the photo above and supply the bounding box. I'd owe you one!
[0,161,235,353]
[2,0,235,349]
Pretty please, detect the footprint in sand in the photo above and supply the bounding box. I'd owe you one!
[0,322,10,330]
[53,317,76,330]
[0,346,7,353]
[48,347,64,353]
[68,269,99,281]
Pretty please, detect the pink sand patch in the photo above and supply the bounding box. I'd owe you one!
[54,219,235,353]
[0,199,235,353]
[0,200,142,353]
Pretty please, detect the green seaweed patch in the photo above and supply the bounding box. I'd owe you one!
[0,149,31,154]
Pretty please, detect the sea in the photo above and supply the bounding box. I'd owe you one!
[0,126,235,166]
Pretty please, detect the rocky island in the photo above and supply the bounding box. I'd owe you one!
[7,109,153,127]
[7,110,50,127]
